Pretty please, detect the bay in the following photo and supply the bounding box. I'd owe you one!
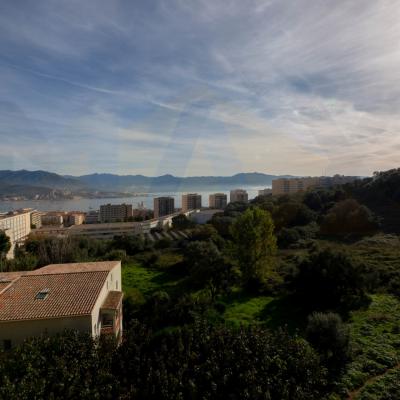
[0,186,269,213]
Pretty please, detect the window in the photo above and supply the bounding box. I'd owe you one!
[3,339,11,350]
[35,288,50,300]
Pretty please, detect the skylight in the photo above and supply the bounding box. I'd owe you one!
[35,288,50,300]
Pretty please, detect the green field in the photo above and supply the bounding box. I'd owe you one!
[121,241,400,400]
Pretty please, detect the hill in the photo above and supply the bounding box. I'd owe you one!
[76,172,294,191]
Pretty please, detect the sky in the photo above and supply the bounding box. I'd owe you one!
[0,0,400,177]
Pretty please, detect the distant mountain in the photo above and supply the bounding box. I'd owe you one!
[0,170,82,190]
[76,172,294,191]
[0,170,295,198]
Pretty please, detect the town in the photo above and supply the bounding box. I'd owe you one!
[0,175,356,260]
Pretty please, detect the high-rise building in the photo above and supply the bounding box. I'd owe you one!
[30,210,44,229]
[230,189,249,203]
[100,204,133,223]
[0,209,32,259]
[154,197,175,218]
[182,193,202,212]
[209,193,227,209]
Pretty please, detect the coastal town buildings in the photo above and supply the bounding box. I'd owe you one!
[0,209,32,259]
[258,188,272,196]
[209,193,227,209]
[154,197,175,218]
[272,175,359,196]
[182,193,202,212]
[230,189,249,203]
[100,203,133,223]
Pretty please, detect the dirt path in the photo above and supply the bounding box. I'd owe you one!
[347,363,400,400]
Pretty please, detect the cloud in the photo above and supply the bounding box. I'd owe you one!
[0,0,399,176]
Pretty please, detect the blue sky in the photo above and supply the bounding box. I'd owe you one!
[0,0,399,176]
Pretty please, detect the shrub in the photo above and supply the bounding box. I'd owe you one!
[292,248,370,314]
[306,312,351,376]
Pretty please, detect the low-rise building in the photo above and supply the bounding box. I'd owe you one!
[85,211,100,224]
[182,193,202,212]
[272,175,359,196]
[190,209,223,224]
[154,197,175,218]
[230,189,249,203]
[41,213,64,226]
[209,193,227,209]
[65,212,85,226]
[0,261,123,348]
[258,188,272,196]
[0,209,32,259]
[100,204,133,223]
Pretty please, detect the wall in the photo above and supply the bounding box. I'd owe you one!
[0,315,91,347]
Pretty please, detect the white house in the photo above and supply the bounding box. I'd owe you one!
[0,261,123,349]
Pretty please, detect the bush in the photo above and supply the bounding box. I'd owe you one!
[292,248,370,315]
[113,321,327,400]
[320,199,378,236]
[306,312,351,376]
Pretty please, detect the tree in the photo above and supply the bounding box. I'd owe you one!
[320,199,378,236]
[183,240,233,297]
[293,248,370,314]
[172,214,195,230]
[231,207,277,286]
[113,321,327,400]
[0,331,118,399]
[272,201,316,231]
[306,312,350,376]
[0,230,11,260]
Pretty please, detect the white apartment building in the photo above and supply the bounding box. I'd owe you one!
[0,210,32,259]
[272,176,359,196]
[209,193,227,209]
[0,261,123,348]
[230,189,249,203]
[100,204,133,223]
[30,210,44,229]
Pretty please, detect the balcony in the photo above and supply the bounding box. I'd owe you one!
[100,291,123,341]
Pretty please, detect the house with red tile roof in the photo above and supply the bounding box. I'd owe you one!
[0,261,122,349]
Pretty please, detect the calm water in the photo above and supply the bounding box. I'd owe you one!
[0,187,268,212]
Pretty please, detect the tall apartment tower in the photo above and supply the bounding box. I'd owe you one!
[182,193,202,212]
[209,193,227,209]
[230,189,249,203]
[99,203,133,223]
[154,197,175,218]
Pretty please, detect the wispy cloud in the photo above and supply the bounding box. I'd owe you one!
[0,0,399,176]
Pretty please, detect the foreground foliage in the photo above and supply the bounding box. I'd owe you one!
[0,322,327,400]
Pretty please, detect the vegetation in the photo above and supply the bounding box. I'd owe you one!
[4,168,400,399]
[231,207,277,287]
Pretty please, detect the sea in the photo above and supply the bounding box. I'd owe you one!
[0,186,269,213]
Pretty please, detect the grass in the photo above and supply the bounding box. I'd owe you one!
[339,294,400,399]
[222,290,274,327]
[122,251,185,302]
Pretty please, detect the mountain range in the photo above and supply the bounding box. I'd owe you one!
[0,170,294,200]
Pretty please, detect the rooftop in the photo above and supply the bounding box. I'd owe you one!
[0,261,120,322]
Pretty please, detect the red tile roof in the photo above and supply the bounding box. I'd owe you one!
[30,261,120,275]
[0,261,121,322]
[0,271,109,321]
